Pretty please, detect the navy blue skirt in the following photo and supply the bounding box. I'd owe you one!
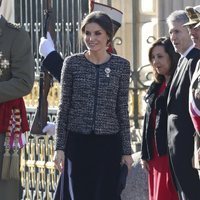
[54,132,122,200]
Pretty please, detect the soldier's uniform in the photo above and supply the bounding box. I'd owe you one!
[184,6,200,172]
[0,15,34,200]
[189,60,200,170]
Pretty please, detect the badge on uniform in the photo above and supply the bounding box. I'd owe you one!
[0,51,10,76]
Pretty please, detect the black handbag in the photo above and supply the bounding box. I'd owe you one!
[117,164,128,196]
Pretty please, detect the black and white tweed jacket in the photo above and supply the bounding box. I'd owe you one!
[55,52,132,155]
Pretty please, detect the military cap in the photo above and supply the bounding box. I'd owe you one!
[183,6,199,27]
[91,2,123,34]
[194,5,200,28]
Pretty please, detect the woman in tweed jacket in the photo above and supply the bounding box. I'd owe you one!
[53,11,133,200]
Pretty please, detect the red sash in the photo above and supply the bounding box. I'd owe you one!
[0,98,29,133]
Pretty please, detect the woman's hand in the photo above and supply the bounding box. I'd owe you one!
[53,150,65,172]
[140,159,149,171]
[121,155,133,171]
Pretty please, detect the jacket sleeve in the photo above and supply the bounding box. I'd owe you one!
[55,56,73,150]
[0,29,34,103]
[42,51,64,82]
[116,59,132,155]
[141,114,148,160]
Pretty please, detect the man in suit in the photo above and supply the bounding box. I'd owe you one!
[166,10,200,200]
[0,0,35,199]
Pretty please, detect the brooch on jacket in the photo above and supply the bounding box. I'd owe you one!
[0,51,10,76]
[105,67,111,77]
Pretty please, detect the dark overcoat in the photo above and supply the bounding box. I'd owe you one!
[167,48,200,200]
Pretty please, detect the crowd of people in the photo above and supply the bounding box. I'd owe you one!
[141,5,200,200]
[0,0,200,199]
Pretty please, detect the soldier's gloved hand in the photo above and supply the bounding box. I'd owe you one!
[42,122,56,136]
[39,32,55,58]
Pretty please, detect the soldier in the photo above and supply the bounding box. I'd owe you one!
[0,0,35,199]
[184,5,200,170]
[184,6,200,49]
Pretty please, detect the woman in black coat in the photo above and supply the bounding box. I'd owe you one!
[141,37,180,200]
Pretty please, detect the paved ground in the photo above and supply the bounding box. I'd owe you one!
[121,151,149,200]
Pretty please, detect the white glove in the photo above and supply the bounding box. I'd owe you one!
[42,122,56,136]
[39,32,55,58]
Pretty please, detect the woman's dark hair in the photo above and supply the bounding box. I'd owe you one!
[81,11,114,44]
[148,37,180,83]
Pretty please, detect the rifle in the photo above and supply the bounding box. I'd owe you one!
[30,0,55,135]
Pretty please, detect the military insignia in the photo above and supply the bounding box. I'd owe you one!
[184,7,199,27]
[0,51,10,77]
[186,7,198,20]
[186,7,196,19]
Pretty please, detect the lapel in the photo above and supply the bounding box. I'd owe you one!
[191,61,200,86]
[167,48,200,106]
[167,57,188,106]
[0,17,6,43]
